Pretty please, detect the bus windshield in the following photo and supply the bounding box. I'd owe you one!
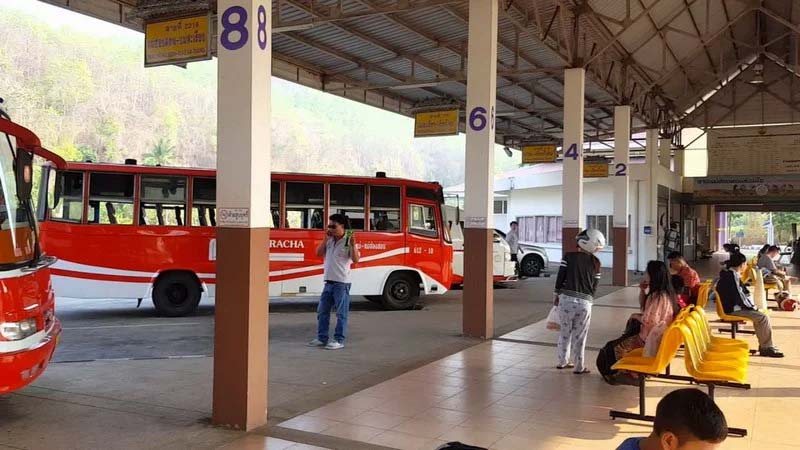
[0,132,35,267]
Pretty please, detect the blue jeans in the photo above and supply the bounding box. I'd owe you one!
[317,281,351,344]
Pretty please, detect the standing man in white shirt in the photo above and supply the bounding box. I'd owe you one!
[507,221,520,273]
[308,213,360,350]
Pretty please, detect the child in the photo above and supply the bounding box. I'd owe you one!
[554,229,604,374]
[671,274,689,308]
[616,388,727,450]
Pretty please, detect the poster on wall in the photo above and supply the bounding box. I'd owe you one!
[707,125,800,176]
[693,175,800,203]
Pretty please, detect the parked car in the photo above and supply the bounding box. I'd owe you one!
[494,229,550,277]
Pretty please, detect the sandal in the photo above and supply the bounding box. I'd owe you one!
[573,369,591,375]
[556,363,575,369]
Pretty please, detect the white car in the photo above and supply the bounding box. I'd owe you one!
[494,229,550,278]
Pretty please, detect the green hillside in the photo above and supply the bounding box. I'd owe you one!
[0,5,520,188]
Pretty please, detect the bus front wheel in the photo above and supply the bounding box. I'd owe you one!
[380,273,420,310]
[152,272,202,317]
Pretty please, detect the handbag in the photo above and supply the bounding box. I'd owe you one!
[546,305,560,331]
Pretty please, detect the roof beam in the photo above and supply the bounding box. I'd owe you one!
[635,5,755,103]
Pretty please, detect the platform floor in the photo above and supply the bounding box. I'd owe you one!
[276,286,800,450]
[3,256,799,449]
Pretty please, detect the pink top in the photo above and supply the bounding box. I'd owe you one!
[639,292,675,341]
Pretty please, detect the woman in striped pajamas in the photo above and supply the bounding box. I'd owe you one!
[553,229,605,374]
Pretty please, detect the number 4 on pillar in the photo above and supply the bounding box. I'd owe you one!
[564,143,579,160]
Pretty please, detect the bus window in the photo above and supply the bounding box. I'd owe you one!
[409,204,438,238]
[49,171,84,223]
[270,181,280,228]
[140,176,187,226]
[330,184,365,230]
[285,182,323,229]
[370,185,400,231]
[88,173,134,225]
[192,177,215,227]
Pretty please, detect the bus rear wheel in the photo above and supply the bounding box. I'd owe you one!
[380,273,420,310]
[152,272,202,317]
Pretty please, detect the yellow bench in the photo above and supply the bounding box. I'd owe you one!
[713,288,756,340]
[609,305,750,436]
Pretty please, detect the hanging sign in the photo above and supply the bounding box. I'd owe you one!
[584,160,609,178]
[521,145,557,164]
[145,15,212,67]
[414,109,459,137]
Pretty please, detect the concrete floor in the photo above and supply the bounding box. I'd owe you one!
[0,267,631,450]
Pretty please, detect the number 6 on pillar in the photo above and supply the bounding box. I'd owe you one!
[219,2,269,52]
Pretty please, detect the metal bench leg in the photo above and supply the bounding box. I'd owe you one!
[609,374,655,423]
[706,384,748,437]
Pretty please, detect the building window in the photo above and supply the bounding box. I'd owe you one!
[518,216,562,243]
[586,215,615,247]
[493,199,507,214]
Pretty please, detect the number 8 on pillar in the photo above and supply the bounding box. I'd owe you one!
[220,3,269,51]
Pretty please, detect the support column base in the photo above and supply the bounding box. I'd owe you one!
[562,227,580,257]
[212,227,269,431]
[613,227,629,286]
[463,228,494,339]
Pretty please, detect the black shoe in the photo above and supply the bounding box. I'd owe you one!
[759,347,785,358]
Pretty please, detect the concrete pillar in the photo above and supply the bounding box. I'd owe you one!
[612,106,630,286]
[638,129,659,270]
[674,146,684,176]
[462,0,498,339]
[561,68,585,251]
[213,0,270,430]
[709,206,717,251]
[659,137,671,169]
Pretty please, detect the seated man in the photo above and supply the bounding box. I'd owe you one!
[758,245,794,291]
[616,388,727,450]
[668,251,701,304]
[718,252,784,358]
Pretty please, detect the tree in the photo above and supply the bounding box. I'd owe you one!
[143,138,175,166]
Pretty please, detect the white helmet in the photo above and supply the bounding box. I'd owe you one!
[576,229,606,253]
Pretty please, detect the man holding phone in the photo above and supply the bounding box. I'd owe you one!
[308,213,360,350]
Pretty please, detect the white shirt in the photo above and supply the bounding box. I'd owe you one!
[506,229,519,253]
[323,236,353,283]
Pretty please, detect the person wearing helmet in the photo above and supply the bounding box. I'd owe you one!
[553,228,605,374]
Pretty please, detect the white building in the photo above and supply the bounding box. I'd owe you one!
[445,156,688,272]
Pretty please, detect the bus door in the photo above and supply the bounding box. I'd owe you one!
[406,199,446,291]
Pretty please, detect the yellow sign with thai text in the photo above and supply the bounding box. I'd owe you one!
[584,161,609,178]
[521,145,557,164]
[145,15,211,67]
[414,110,459,137]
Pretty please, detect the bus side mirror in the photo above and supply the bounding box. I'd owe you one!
[16,149,33,201]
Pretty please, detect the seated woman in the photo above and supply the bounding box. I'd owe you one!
[598,260,680,385]
[718,252,784,358]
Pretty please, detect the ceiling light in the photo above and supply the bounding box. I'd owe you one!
[503,146,513,157]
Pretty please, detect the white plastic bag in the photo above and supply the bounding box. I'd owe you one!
[546,305,561,331]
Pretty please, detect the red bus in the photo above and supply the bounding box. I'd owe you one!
[36,161,453,316]
[0,113,61,394]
